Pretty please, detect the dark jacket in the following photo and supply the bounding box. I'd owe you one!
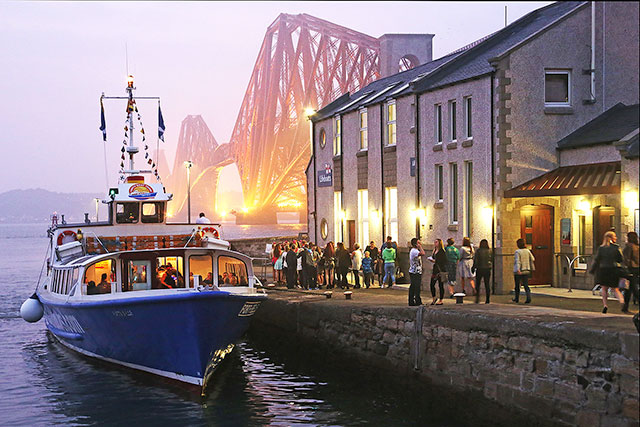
[335,248,351,271]
[590,243,623,272]
[623,242,639,269]
[365,245,379,260]
[297,248,312,266]
[432,249,448,274]
[285,250,298,271]
[473,247,493,270]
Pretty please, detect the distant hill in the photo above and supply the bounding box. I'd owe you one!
[0,189,103,223]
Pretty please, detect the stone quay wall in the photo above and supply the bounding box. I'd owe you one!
[228,236,298,259]
[253,295,639,426]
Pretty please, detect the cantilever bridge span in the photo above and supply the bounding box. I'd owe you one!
[166,13,424,223]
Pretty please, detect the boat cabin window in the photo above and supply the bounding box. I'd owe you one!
[51,267,80,295]
[155,255,185,289]
[84,259,115,295]
[116,202,139,224]
[189,254,213,287]
[218,256,249,286]
[127,260,151,291]
[141,202,165,223]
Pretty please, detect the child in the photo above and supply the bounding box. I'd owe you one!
[362,251,374,289]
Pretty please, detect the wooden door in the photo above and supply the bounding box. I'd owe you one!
[593,206,616,247]
[347,220,356,251]
[520,205,553,285]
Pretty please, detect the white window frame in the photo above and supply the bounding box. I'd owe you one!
[334,191,342,243]
[386,101,396,146]
[435,164,444,202]
[448,100,457,142]
[544,70,571,107]
[358,190,369,248]
[434,104,442,144]
[449,163,458,225]
[385,187,398,242]
[359,109,368,150]
[333,116,342,156]
[464,161,473,237]
[576,214,588,269]
[464,96,472,139]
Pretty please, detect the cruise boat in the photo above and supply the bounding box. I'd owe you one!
[21,76,266,392]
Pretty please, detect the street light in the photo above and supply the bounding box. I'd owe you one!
[184,160,193,223]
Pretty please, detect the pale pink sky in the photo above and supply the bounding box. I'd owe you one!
[0,1,550,194]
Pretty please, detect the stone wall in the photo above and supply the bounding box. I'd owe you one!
[254,296,639,426]
[229,236,298,259]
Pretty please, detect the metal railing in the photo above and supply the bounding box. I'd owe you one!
[252,257,272,284]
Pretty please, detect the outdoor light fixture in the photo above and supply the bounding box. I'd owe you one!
[577,199,591,213]
[304,107,316,118]
[241,207,249,214]
[413,207,427,220]
[482,205,494,218]
[624,190,639,209]
[340,210,347,221]
[371,209,380,220]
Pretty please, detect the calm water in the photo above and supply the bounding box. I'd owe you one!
[0,224,526,426]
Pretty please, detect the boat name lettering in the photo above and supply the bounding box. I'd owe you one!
[238,302,261,317]
[112,310,133,317]
[46,312,85,334]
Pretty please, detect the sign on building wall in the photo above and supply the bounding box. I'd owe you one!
[410,157,416,177]
[560,218,571,245]
[317,163,333,187]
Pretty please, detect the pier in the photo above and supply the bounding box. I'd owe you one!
[253,287,639,426]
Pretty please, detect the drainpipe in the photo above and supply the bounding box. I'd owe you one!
[589,1,596,103]
[414,94,421,238]
[311,119,318,244]
[490,71,496,295]
[380,103,386,241]
[340,116,344,243]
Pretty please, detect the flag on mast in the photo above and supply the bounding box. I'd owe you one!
[158,105,165,142]
[99,98,107,141]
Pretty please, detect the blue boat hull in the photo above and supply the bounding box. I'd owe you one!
[38,291,265,386]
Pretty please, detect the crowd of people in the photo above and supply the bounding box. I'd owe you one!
[268,231,640,315]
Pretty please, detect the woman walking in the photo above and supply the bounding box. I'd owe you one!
[408,238,425,306]
[590,231,625,313]
[458,237,476,295]
[428,239,448,305]
[622,231,639,313]
[335,242,351,289]
[513,238,534,304]
[323,242,335,289]
[473,239,493,304]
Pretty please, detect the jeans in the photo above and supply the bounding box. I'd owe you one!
[383,263,395,287]
[623,268,639,311]
[352,269,361,288]
[476,268,491,303]
[430,272,444,300]
[363,271,373,288]
[514,274,531,302]
[336,268,349,289]
[409,272,422,306]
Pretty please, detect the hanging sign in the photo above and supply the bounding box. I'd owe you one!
[317,163,333,187]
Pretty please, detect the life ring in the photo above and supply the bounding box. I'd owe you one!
[202,227,219,239]
[57,230,77,246]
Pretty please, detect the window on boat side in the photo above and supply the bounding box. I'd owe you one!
[155,255,185,289]
[125,260,152,291]
[116,202,139,224]
[84,259,115,295]
[217,256,248,286]
[51,268,78,295]
[141,202,165,223]
[189,254,213,287]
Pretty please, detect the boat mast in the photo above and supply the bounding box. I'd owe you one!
[125,75,139,176]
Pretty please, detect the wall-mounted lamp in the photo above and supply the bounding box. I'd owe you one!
[624,190,639,209]
[371,209,380,221]
[577,199,591,213]
[482,205,495,218]
[340,210,347,221]
[412,207,427,220]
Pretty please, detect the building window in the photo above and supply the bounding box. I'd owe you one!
[464,96,472,139]
[385,187,398,242]
[545,70,571,106]
[448,100,457,141]
[334,191,342,243]
[333,116,341,156]
[386,101,396,146]
[434,104,442,144]
[320,218,328,240]
[435,164,443,202]
[359,109,368,150]
[319,128,326,149]
[358,190,369,248]
[464,162,473,236]
[449,163,458,224]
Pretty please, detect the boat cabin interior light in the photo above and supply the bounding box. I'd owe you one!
[115,202,166,224]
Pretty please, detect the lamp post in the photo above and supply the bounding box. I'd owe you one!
[94,198,100,222]
[184,160,193,223]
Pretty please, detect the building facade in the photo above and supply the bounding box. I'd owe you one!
[306,1,639,292]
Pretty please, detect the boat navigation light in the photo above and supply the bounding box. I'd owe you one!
[127,75,134,88]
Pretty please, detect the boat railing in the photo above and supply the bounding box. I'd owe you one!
[84,231,111,253]
[183,229,199,247]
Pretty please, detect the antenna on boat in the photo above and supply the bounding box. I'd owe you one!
[125,75,138,175]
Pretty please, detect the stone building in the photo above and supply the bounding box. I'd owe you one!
[306,1,639,292]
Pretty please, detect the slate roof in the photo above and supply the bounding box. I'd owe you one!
[557,103,640,156]
[312,1,586,122]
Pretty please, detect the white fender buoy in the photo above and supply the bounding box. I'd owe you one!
[21,293,44,323]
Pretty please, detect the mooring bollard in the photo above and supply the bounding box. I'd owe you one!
[267,283,276,289]
[453,292,466,304]
[324,291,332,299]
[344,291,352,300]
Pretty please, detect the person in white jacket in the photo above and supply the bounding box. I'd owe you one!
[351,244,363,289]
[513,238,535,304]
